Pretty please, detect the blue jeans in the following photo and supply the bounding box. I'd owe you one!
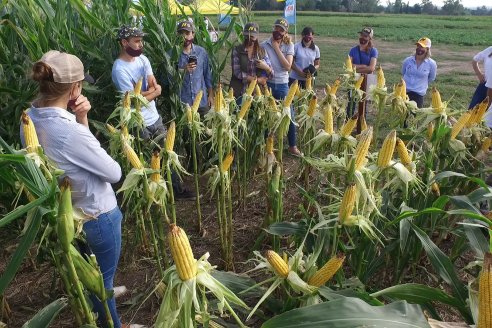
[83,207,123,328]
[267,82,296,147]
[469,82,488,109]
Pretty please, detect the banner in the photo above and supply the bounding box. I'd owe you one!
[284,0,296,25]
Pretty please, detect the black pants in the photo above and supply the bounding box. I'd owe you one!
[407,91,424,108]
[288,78,306,89]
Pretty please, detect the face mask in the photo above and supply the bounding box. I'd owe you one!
[416,49,426,56]
[67,94,79,109]
[184,38,194,47]
[359,38,368,45]
[303,36,313,43]
[272,31,283,41]
[125,46,143,57]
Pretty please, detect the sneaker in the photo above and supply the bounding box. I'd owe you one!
[288,146,303,157]
[114,285,128,298]
[174,188,196,200]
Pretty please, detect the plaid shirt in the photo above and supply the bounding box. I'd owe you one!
[232,45,274,87]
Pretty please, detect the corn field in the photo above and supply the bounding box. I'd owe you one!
[1,0,492,327]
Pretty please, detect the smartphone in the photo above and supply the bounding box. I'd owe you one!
[188,55,198,65]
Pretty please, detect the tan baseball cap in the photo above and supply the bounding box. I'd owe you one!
[416,37,432,48]
[38,50,94,84]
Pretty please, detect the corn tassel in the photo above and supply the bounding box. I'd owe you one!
[58,178,74,253]
[165,121,176,152]
[238,97,253,120]
[306,73,313,90]
[150,150,161,182]
[123,142,143,169]
[478,252,492,328]
[191,90,203,113]
[69,245,105,300]
[308,255,345,287]
[339,184,356,222]
[340,114,358,137]
[345,55,353,72]
[324,105,334,134]
[377,130,397,168]
[266,250,289,278]
[354,127,373,170]
[186,105,193,123]
[307,96,317,117]
[330,78,341,95]
[450,112,472,139]
[431,182,440,196]
[266,136,274,154]
[22,112,40,153]
[245,77,257,97]
[432,87,443,113]
[284,81,298,108]
[220,153,234,173]
[396,138,412,166]
[354,75,364,90]
[376,65,385,88]
[481,137,492,152]
[168,224,197,281]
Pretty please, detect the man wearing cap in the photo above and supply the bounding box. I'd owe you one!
[262,18,302,156]
[230,22,274,98]
[402,37,437,108]
[176,20,213,117]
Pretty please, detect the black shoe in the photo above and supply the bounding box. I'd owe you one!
[174,188,196,200]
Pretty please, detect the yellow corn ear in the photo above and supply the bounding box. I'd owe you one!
[245,77,257,97]
[306,73,313,90]
[264,86,271,97]
[431,182,440,196]
[377,130,397,168]
[427,122,434,141]
[121,125,129,139]
[345,55,353,72]
[214,84,224,112]
[330,78,341,95]
[220,153,234,173]
[186,105,193,123]
[376,65,385,88]
[324,105,334,134]
[22,111,40,153]
[134,78,143,95]
[474,96,490,124]
[396,138,412,166]
[354,75,364,90]
[308,254,346,287]
[227,87,234,100]
[398,78,407,98]
[123,142,143,169]
[255,84,262,97]
[339,183,356,222]
[340,114,358,137]
[106,124,117,134]
[432,87,443,113]
[123,91,131,109]
[266,136,274,154]
[69,245,106,300]
[168,224,197,281]
[150,150,161,182]
[266,250,289,278]
[360,115,368,132]
[478,252,492,328]
[165,122,176,152]
[450,112,472,139]
[481,137,492,152]
[191,90,203,113]
[58,178,74,253]
[307,96,317,117]
[325,83,332,95]
[467,106,479,128]
[284,80,298,108]
[238,97,253,120]
[354,127,373,170]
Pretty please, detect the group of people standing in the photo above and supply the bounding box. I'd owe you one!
[21,17,491,328]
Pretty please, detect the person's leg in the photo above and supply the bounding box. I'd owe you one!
[407,91,424,108]
[297,80,306,89]
[288,78,296,87]
[83,207,123,328]
[469,82,488,109]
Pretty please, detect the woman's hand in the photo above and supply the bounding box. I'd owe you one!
[477,71,486,83]
[70,95,91,127]
[255,59,269,71]
[257,77,268,85]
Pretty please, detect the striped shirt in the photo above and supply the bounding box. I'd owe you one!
[21,106,121,218]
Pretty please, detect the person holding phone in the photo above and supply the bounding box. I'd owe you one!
[230,22,273,98]
[289,26,320,89]
[176,20,214,117]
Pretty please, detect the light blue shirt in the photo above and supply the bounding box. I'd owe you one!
[21,106,121,217]
[290,41,320,81]
[112,55,160,126]
[262,38,295,84]
[401,56,437,96]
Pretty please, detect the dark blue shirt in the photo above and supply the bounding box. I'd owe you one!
[177,45,213,108]
[349,46,378,66]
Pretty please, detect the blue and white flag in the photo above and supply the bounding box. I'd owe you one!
[284,0,296,25]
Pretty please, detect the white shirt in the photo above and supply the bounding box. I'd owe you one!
[474,46,492,88]
[22,106,121,217]
[290,41,320,81]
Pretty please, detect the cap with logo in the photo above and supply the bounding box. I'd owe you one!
[274,18,289,31]
[117,25,146,40]
[38,50,94,84]
[177,20,195,33]
[358,27,374,38]
[243,22,259,37]
[416,37,432,48]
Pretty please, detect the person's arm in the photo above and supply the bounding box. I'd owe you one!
[232,47,246,80]
[428,61,437,83]
[272,41,293,71]
[472,60,485,83]
[70,95,91,128]
[291,57,304,76]
[203,52,214,106]
[314,46,320,70]
[143,75,162,101]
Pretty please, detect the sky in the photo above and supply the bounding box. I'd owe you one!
[405,0,487,9]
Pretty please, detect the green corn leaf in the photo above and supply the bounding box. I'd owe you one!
[22,297,67,328]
